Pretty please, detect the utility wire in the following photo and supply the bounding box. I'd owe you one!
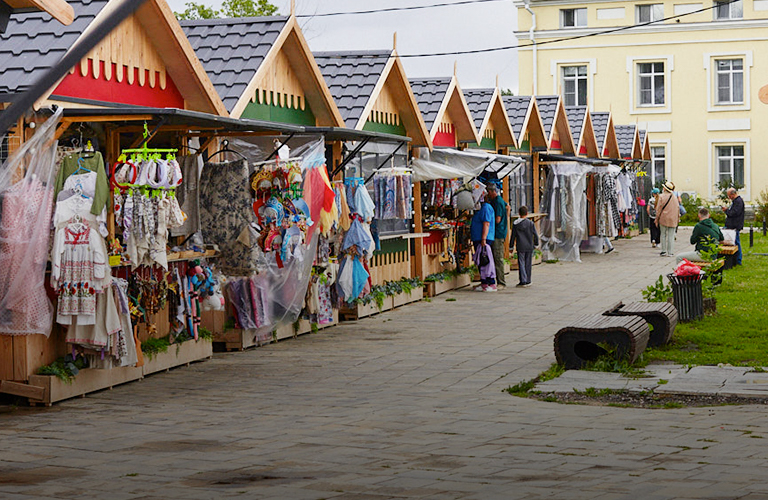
[316,0,739,59]
[296,0,507,18]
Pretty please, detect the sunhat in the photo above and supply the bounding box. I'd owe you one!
[663,181,675,192]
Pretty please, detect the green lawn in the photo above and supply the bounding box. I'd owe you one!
[645,231,768,367]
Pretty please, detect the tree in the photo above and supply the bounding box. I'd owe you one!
[501,89,515,96]
[174,0,278,20]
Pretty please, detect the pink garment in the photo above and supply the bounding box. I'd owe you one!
[0,179,55,336]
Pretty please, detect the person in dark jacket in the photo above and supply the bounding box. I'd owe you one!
[676,208,723,263]
[723,187,745,265]
[510,206,539,287]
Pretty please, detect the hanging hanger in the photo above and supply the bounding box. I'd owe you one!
[72,156,91,175]
[208,140,246,162]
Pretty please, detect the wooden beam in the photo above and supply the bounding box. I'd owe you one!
[532,152,541,214]
[0,380,45,401]
[5,0,74,25]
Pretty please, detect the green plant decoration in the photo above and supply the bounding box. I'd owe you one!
[642,275,673,303]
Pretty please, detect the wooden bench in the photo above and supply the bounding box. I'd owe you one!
[603,301,678,347]
[718,244,738,270]
[554,314,650,369]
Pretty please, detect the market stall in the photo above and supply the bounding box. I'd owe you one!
[503,95,548,214]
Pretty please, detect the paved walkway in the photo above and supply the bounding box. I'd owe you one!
[3,229,767,499]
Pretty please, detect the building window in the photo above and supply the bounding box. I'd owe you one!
[636,3,663,23]
[562,65,588,106]
[716,59,744,104]
[650,146,666,184]
[637,62,665,106]
[716,145,744,186]
[561,8,587,27]
[714,0,743,19]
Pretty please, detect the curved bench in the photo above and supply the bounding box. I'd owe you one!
[554,314,650,370]
[603,301,678,347]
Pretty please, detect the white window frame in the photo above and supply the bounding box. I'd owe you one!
[650,144,667,184]
[704,51,751,112]
[708,139,750,200]
[626,55,673,115]
[561,65,588,106]
[636,3,664,23]
[550,59,596,108]
[637,61,666,106]
[714,0,743,20]
[715,59,744,105]
[561,8,587,28]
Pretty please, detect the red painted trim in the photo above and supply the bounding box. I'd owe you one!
[551,139,561,149]
[579,145,587,155]
[603,148,609,156]
[54,60,185,108]
[433,124,456,147]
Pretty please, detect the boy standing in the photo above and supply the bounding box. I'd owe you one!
[510,206,539,287]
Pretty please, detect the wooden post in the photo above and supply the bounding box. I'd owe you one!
[106,127,120,239]
[412,173,424,280]
[502,154,512,260]
[532,151,540,214]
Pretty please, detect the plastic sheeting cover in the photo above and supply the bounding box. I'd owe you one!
[412,148,524,182]
[0,109,61,336]
[540,161,589,263]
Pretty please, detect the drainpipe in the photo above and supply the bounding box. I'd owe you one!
[524,0,538,94]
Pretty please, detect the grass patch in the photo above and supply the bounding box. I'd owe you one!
[504,362,565,397]
[644,237,768,366]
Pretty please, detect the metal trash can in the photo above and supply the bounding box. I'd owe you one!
[667,273,704,322]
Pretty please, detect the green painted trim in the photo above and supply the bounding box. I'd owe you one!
[241,98,316,126]
[374,238,409,255]
[363,119,407,137]
[469,133,497,151]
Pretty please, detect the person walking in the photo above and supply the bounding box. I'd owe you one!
[723,187,745,265]
[647,187,661,248]
[470,189,497,292]
[511,205,539,287]
[655,181,680,257]
[676,208,724,263]
[486,182,508,289]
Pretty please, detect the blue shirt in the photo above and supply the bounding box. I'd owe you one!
[488,196,508,240]
[471,203,495,242]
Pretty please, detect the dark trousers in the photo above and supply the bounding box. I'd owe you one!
[518,251,533,285]
[491,239,506,286]
[735,230,742,265]
[649,218,660,244]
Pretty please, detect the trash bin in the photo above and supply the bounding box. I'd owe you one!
[667,273,704,322]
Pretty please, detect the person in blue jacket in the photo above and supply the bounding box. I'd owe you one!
[470,189,497,292]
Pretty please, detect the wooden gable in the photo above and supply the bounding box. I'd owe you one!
[45,0,224,114]
[547,98,575,155]
[439,77,480,147]
[6,0,74,24]
[516,98,548,153]
[578,111,600,158]
[477,90,516,150]
[232,17,343,127]
[641,132,651,160]
[360,52,431,148]
[601,113,621,159]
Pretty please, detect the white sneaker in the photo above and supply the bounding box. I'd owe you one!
[485,285,498,292]
[474,285,486,292]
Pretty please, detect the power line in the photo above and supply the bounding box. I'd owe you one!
[316,0,738,59]
[296,0,508,18]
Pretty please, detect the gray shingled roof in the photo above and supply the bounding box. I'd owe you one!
[0,0,107,96]
[565,106,586,147]
[313,50,390,128]
[463,88,494,130]
[535,95,559,139]
[409,77,452,131]
[181,16,289,114]
[503,95,532,140]
[638,129,647,148]
[615,125,636,158]
[591,112,610,150]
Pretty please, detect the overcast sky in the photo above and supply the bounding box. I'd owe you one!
[166,0,520,93]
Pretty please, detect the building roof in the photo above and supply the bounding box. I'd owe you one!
[615,124,637,158]
[181,16,289,114]
[502,95,531,140]
[409,77,452,131]
[535,95,559,138]
[566,106,586,147]
[463,88,495,130]
[638,129,647,147]
[591,112,610,150]
[8,0,75,25]
[314,50,391,128]
[0,0,105,95]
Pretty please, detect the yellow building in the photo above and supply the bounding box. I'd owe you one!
[516,0,768,202]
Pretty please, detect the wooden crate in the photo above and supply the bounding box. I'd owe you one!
[340,296,394,321]
[141,339,213,376]
[1,328,67,383]
[392,287,424,308]
[424,274,473,297]
[509,254,543,269]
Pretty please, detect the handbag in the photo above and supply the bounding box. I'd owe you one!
[478,245,490,267]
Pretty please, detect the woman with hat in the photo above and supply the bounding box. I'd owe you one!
[647,187,661,248]
[655,181,680,256]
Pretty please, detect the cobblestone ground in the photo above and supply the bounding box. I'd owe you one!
[2,228,766,500]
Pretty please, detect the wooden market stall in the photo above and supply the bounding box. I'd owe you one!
[590,111,621,160]
[566,106,599,159]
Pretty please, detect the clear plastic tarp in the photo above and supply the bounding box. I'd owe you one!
[540,161,589,263]
[0,109,61,336]
[412,148,524,182]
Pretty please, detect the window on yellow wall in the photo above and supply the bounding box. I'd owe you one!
[716,145,745,186]
[636,3,663,23]
[637,62,665,106]
[716,59,744,104]
[562,65,587,106]
[714,0,742,19]
[561,8,587,27]
[650,146,666,184]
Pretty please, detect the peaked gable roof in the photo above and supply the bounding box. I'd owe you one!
[639,129,651,160]
[0,0,226,114]
[535,95,575,153]
[566,106,586,147]
[410,75,480,145]
[464,88,494,130]
[8,0,74,25]
[591,112,610,150]
[566,106,599,158]
[615,124,639,159]
[502,95,547,150]
[464,87,516,148]
[314,49,390,128]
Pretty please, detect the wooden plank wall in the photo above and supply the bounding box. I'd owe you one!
[369,249,411,287]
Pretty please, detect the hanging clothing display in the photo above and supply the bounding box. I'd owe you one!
[170,154,202,237]
[54,151,109,216]
[540,162,589,263]
[373,170,413,220]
